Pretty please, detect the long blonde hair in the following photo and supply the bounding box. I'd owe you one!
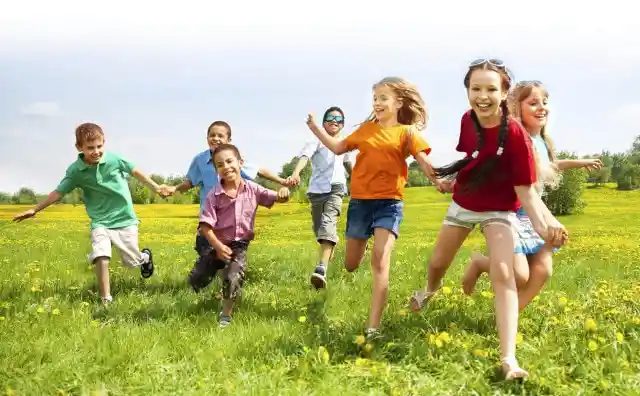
[362,77,428,130]
[508,80,561,190]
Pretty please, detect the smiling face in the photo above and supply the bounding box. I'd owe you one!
[207,125,231,151]
[323,110,344,136]
[519,86,549,134]
[213,147,243,184]
[77,137,105,165]
[467,68,508,125]
[372,85,402,126]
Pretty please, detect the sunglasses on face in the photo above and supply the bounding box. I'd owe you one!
[324,115,344,124]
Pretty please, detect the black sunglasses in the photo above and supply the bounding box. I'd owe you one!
[324,115,344,124]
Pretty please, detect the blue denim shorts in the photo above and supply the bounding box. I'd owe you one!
[346,198,404,239]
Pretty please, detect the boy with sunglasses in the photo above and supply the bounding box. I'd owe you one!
[287,107,352,289]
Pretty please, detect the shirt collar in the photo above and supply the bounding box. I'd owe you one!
[76,152,106,170]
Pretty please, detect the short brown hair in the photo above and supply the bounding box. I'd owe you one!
[212,143,241,161]
[75,123,104,146]
[207,121,232,139]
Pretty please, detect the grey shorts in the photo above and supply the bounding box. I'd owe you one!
[307,184,345,245]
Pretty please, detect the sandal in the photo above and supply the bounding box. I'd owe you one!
[501,356,529,380]
[409,283,442,312]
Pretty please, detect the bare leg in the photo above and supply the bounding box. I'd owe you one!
[367,228,396,330]
[410,224,471,311]
[318,241,334,265]
[463,253,530,294]
[483,223,527,379]
[344,238,368,272]
[94,257,111,305]
[517,247,553,311]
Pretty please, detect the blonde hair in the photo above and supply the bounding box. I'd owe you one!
[508,81,561,190]
[363,77,428,130]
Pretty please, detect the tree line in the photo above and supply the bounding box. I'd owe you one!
[3,135,640,214]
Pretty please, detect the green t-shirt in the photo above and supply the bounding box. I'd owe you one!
[56,152,138,229]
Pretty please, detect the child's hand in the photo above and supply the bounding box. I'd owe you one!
[435,179,454,194]
[157,185,175,197]
[306,114,316,127]
[215,244,233,261]
[13,209,36,223]
[277,187,290,202]
[544,221,568,248]
[286,175,301,187]
[583,158,603,171]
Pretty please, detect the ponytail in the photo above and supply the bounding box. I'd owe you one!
[436,101,510,191]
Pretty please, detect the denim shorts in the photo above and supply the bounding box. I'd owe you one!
[346,198,404,239]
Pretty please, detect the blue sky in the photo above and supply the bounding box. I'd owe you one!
[1,0,638,193]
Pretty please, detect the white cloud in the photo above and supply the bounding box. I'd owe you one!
[20,102,61,117]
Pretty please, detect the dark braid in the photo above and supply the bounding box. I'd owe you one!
[433,113,483,179]
[442,101,510,193]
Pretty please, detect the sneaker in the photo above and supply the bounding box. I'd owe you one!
[310,264,327,289]
[365,327,381,340]
[140,248,154,279]
[219,312,232,328]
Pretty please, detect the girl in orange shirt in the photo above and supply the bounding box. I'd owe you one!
[306,76,442,338]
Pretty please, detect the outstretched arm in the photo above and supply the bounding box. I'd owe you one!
[13,191,63,222]
[257,168,288,186]
[287,157,310,186]
[131,168,162,195]
[555,158,603,171]
[306,114,348,155]
[514,185,567,247]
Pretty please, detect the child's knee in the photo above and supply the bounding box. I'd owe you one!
[531,261,552,281]
[515,272,529,289]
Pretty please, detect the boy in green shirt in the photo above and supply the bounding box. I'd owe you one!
[13,123,164,305]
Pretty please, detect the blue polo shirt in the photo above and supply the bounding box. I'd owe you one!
[186,149,260,209]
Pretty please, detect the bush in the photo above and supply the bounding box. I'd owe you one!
[542,152,588,216]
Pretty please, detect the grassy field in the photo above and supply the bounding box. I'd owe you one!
[0,186,639,395]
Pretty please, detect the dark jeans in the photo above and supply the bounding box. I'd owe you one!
[189,236,249,300]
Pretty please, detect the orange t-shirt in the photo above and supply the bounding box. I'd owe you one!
[343,122,431,200]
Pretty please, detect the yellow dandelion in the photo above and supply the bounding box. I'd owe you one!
[632,317,640,325]
[36,306,45,314]
[481,291,494,299]
[473,349,488,357]
[0,316,5,321]
[516,333,523,345]
[364,343,373,353]
[587,340,598,351]
[355,357,368,367]
[532,295,541,302]
[585,318,597,332]
[616,332,624,342]
[52,308,60,315]
[31,285,42,293]
[298,316,307,323]
[397,309,408,317]
[437,331,451,344]
[91,320,99,328]
[354,335,365,345]
[442,286,452,295]
[558,297,568,307]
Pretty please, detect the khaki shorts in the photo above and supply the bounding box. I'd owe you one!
[308,184,344,244]
[88,225,143,268]
[443,202,517,231]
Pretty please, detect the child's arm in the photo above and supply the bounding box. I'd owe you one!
[257,168,288,186]
[555,158,603,171]
[131,168,163,195]
[515,185,567,247]
[413,151,449,191]
[13,191,63,222]
[306,114,348,155]
[288,157,310,186]
[199,223,232,260]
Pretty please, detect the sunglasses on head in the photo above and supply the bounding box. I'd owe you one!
[324,115,344,124]
[515,80,543,87]
[469,58,506,69]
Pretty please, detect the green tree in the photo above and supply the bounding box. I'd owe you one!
[542,151,588,216]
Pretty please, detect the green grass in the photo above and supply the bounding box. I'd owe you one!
[0,186,639,395]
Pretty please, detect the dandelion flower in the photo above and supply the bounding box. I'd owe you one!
[52,308,60,315]
[442,286,452,295]
[473,349,488,357]
[616,332,624,342]
[354,335,365,345]
[558,297,568,307]
[298,316,307,323]
[587,340,598,351]
[481,291,494,299]
[364,343,373,353]
[516,333,523,345]
[36,307,45,314]
[0,316,5,321]
[585,318,597,332]
[317,346,329,364]
[397,309,408,317]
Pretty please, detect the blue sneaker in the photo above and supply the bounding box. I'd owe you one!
[310,264,327,289]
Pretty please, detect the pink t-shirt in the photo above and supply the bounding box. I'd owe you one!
[199,180,277,244]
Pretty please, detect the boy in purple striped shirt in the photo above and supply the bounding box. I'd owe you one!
[193,143,290,328]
